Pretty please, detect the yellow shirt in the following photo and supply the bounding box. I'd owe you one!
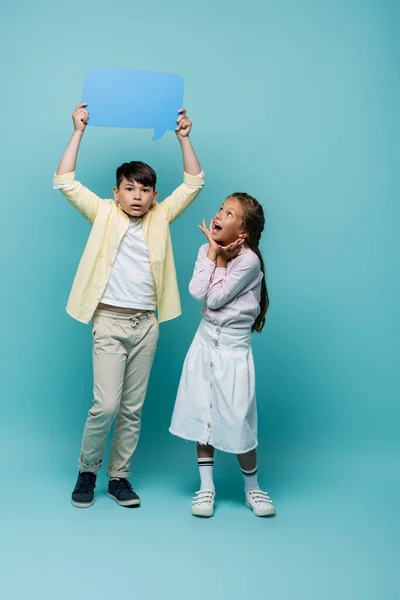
[53,170,204,324]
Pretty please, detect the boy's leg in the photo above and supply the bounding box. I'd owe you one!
[107,313,159,479]
[78,315,127,474]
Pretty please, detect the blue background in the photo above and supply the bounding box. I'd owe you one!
[0,1,398,599]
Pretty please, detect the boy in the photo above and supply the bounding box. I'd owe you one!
[53,103,203,508]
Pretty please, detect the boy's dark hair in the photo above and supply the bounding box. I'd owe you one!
[229,192,269,333]
[116,161,157,189]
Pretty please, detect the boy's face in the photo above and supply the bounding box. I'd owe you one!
[211,198,247,245]
[114,177,158,217]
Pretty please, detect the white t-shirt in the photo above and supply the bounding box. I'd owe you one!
[101,217,156,310]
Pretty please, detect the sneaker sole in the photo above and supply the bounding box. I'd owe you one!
[192,510,214,518]
[245,500,276,517]
[107,493,141,508]
[71,498,94,508]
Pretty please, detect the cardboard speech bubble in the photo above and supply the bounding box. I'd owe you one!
[82,68,184,140]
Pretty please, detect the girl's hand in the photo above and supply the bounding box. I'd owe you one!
[176,108,192,139]
[72,102,89,133]
[198,218,219,261]
[217,238,245,267]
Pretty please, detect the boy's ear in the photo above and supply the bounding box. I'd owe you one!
[151,190,158,205]
[113,186,119,202]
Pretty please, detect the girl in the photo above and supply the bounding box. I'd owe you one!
[169,193,275,518]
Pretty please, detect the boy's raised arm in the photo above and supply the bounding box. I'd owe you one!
[56,103,89,176]
[53,103,101,224]
[161,109,204,223]
[176,108,201,176]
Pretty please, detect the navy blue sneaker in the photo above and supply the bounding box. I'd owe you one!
[71,472,97,508]
[108,478,141,507]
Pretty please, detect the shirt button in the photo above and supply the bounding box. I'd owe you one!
[207,423,211,429]
[216,327,221,334]
[210,382,213,388]
[210,402,212,408]
[210,361,213,368]
[214,340,219,347]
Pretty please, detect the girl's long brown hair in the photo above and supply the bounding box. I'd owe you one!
[229,193,269,333]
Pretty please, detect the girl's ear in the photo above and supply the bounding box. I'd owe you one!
[239,231,248,239]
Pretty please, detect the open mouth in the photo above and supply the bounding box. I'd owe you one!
[213,223,222,232]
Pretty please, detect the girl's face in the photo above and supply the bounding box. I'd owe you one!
[211,197,247,245]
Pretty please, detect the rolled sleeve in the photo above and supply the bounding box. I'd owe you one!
[161,171,205,224]
[53,171,76,189]
[52,171,101,223]
[183,171,204,189]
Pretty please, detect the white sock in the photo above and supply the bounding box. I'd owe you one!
[241,466,259,492]
[198,457,215,491]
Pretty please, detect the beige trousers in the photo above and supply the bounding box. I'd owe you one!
[78,309,159,478]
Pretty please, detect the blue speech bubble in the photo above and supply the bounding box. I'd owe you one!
[82,68,184,141]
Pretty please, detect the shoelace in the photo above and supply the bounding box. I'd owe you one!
[192,490,215,505]
[248,490,273,505]
[113,479,133,493]
[76,473,96,493]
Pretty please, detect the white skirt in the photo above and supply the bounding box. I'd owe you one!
[169,319,258,454]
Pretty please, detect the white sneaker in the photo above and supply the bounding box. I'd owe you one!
[192,489,215,517]
[245,489,276,517]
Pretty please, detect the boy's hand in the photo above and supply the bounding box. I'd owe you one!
[176,108,192,139]
[56,103,88,176]
[72,103,89,133]
[176,107,201,174]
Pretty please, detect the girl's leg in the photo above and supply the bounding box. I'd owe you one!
[197,443,215,490]
[237,449,259,491]
[192,444,216,517]
[237,449,276,517]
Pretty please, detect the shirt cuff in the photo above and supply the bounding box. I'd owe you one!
[203,256,217,271]
[213,267,227,282]
[53,171,75,187]
[53,171,75,190]
[184,171,204,188]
